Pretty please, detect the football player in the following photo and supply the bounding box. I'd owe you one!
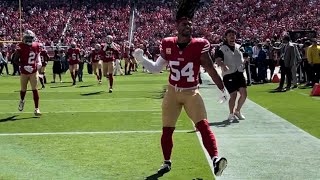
[122,41,132,75]
[39,43,49,89]
[101,35,119,93]
[12,30,42,116]
[133,0,228,177]
[66,42,80,85]
[88,44,103,84]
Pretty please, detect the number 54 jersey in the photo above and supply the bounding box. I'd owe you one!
[160,37,210,89]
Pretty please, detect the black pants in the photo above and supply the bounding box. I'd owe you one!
[279,65,292,88]
[0,63,9,75]
[312,64,320,85]
[245,61,252,84]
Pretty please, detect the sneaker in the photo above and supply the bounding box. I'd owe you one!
[157,160,171,176]
[213,157,227,176]
[227,113,238,122]
[109,88,113,93]
[18,100,25,111]
[234,111,245,120]
[34,108,41,116]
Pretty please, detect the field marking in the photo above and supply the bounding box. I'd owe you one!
[195,132,215,176]
[0,130,191,136]
[0,109,161,114]
[0,98,155,102]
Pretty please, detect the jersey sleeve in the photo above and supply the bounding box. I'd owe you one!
[159,38,168,60]
[200,39,210,54]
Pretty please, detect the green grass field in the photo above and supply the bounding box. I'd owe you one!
[0,64,319,180]
[0,66,214,180]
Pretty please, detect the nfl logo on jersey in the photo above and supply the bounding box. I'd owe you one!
[166,48,171,54]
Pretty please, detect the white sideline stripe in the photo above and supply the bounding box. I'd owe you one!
[0,98,153,102]
[0,130,191,136]
[0,109,160,114]
[196,132,215,176]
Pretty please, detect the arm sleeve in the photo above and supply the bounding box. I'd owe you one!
[138,55,168,73]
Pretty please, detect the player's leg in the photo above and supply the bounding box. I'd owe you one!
[30,72,41,116]
[103,62,109,89]
[98,61,103,82]
[158,86,182,176]
[92,62,99,82]
[18,74,28,111]
[69,64,75,85]
[124,58,131,75]
[39,67,45,89]
[183,89,227,176]
[74,64,79,83]
[42,66,47,84]
[107,61,114,93]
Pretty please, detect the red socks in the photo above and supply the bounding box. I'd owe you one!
[161,127,175,161]
[195,120,218,158]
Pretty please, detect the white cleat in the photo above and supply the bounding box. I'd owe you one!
[34,108,41,116]
[18,100,25,111]
[227,113,238,123]
[234,111,245,120]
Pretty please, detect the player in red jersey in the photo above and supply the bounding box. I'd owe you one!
[133,0,228,177]
[67,42,80,85]
[88,44,103,84]
[12,30,42,116]
[101,35,119,93]
[38,43,49,89]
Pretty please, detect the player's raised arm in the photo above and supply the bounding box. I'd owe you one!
[133,48,168,73]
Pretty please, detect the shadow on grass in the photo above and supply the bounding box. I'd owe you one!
[77,84,95,88]
[0,115,40,123]
[80,91,104,96]
[50,85,73,88]
[209,119,239,127]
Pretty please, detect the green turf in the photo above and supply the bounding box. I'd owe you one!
[0,65,214,179]
[247,83,320,138]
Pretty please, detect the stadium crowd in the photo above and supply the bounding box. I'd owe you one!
[0,0,319,88]
[0,0,319,46]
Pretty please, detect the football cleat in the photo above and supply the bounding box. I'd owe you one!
[157,160,171,176]
[109,88,113,93]
[18,100,25,111]
[34,108,41,116]
[213,157,227,176]
[234,111,245,120]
